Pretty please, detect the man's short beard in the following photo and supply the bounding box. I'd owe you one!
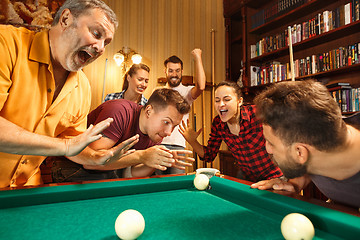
[271,154,308,179]
[167,77,182,87]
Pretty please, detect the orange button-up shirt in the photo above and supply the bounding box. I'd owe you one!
[0,25,91,187]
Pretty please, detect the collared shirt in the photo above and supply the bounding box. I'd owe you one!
[202,105,283,182]
[0,25,91,187]
[104,90,148,106]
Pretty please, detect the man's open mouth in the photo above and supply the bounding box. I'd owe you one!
[78,50,93,64]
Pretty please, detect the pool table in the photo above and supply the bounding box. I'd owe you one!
[0,174,359,240]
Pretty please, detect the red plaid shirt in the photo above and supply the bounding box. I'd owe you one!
[201,105,283,182]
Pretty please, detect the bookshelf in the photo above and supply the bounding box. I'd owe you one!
[249,0,339,34]
[224,0,247,87]
[223,0,360,199]
[249,20,360,64]
[224,0,360,111]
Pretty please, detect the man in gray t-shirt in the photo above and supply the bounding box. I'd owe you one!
[250,80,360,209]
[311,172,360,208]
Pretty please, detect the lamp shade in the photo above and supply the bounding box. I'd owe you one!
[131,54,142,64]
[113,53,125,66]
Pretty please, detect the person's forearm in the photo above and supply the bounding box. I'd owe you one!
[191,53,206,99]
[131,164,155,178]
[194,56,206,91]
[187,139,205,158]
[0,117,66,156]
[82,149,145,170]
[67,146,100,165]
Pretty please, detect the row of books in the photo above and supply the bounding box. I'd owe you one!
[250,62,289,86]
[251,0,310,29]
[250,32,286,59]
[250,1,360,59]
[328,83,360,112]
[293,42,359,77]
[250,42,360,86]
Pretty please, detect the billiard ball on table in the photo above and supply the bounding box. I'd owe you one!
[281,213,315,240]
[115,209,145,239]
[193,173,210,190]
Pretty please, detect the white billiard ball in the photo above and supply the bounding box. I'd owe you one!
[281,213,315,240]
[115,209,145,240]
[194,173,210,190]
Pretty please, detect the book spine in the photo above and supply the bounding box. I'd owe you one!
[323,10,329,32]
[345,2,352,25]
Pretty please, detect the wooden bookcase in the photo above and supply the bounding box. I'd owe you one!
[224,0,360,106]
[224,0,247,87]
[222,0,360,199]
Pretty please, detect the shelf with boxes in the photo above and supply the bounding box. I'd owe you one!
[247,0,360,87]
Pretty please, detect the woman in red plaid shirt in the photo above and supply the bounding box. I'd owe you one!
[179,81,283,182]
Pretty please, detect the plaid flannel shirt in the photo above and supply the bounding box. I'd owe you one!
[201,105,283,182]
[104,90,148,106]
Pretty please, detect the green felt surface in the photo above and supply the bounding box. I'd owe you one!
[0,175,359,240]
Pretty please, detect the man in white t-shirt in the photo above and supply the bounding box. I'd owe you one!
[157,49,206,175]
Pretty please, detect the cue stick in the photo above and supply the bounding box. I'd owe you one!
[210,29,216,168]
[288,26,295,81]
[101,58,108,102]
[201,85,207,168]
[211,29,216,120]
[193,113,198,170]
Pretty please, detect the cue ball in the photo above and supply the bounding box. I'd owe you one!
[281,213,315,240]
[115,209,145,240]
[194,174,209,190]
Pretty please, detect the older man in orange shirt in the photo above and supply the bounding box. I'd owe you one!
[0,0,134,188]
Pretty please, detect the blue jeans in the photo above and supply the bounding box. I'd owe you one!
[155,144,186,175]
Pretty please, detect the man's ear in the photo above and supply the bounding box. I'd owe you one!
[144,105,153,118]
[291,143,309,164]
[59,9,73,28]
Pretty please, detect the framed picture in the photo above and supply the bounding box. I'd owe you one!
[0,0,65,31]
